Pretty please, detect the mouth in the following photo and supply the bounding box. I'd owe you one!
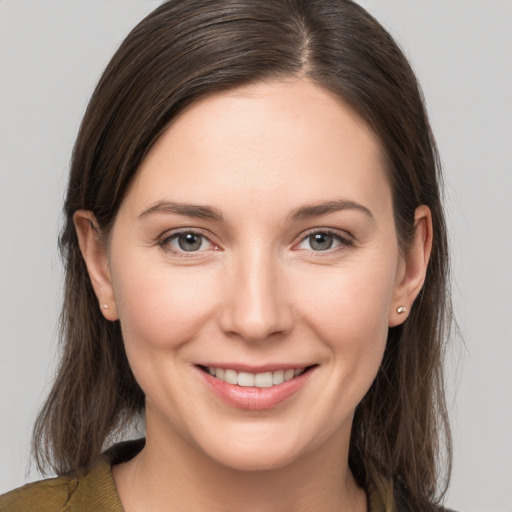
[197,364,316,388]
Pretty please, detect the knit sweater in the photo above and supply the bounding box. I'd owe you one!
[0,439,395,511]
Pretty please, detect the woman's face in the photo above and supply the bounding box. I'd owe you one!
[80,80,428,471]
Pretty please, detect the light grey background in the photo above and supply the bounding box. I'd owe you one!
[1,1,511,511]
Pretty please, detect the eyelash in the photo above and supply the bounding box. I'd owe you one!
[158,229,219,257]
[157,228,353,257]
[294,228,354,254]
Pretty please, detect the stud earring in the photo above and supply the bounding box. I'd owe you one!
[396,306,407,314]
[102,304,109,310]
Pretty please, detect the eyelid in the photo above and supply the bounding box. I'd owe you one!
[158,228,221,256]
[156,226,353,256]
[293,227,354,251]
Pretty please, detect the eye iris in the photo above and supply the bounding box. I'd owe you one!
[310,233,333,251]
[178,233,202,251]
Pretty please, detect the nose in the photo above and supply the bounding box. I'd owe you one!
[218,248,294,343]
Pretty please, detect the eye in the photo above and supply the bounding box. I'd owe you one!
[160,230,218,255]
[295,230,352,252]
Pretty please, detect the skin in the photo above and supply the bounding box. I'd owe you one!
[75,79,432,512]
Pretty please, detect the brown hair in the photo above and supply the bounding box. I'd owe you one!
[33,0,452,509]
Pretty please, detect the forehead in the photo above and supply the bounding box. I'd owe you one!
[124,79,390,221]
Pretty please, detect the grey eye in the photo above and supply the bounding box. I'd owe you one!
[177,233,204,251]
[308,233,334,251]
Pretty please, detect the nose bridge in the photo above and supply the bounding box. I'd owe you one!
[219,243,292,342]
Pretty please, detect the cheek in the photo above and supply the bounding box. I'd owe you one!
[112,260,219,352]
[110,261,223,414]
[297,259,396,338]
[293,255,397,386]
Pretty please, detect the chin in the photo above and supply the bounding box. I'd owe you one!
[208,444,302,472]
[193,422,324,473]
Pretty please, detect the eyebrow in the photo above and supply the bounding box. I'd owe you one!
[288,199,374,222]
[138,198,373,223]
[138,201,224,221]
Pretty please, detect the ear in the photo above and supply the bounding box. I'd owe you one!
[73,210,119,321]
[389,205,433,327]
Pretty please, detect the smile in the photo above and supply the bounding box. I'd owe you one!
[204,366,306,388]
[196,364,316,410]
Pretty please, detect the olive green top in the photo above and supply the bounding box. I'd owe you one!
[0,439,395,512]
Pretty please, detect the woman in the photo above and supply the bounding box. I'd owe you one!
[0,0,453,511]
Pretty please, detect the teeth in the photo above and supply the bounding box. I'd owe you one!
[284,369,295,381]
[224,369,238,385]
[237,372,255,387]
[254,372,273,388]
[206,366,306,388]
[272,370,284,385]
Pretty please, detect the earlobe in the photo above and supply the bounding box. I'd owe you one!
[389,205,433,327]
[73,210,119,321]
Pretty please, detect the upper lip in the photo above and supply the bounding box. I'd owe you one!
[196,363,315,373]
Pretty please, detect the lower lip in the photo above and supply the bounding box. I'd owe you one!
[197,367,314,410]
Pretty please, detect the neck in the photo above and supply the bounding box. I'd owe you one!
[113,417,366,512]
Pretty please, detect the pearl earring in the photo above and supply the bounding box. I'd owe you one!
[102,304,109,310]
[396,306,407,314]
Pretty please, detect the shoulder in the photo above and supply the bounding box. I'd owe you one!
[0,474,78,512]
[0,440,143,512]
